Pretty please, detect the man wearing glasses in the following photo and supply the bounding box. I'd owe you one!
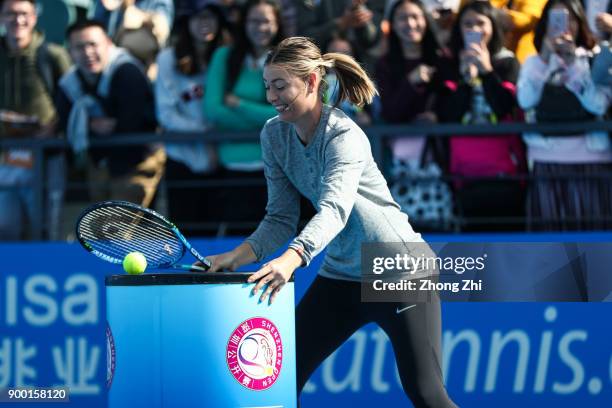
[0,0,71,240]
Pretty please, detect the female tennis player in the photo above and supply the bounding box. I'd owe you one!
[202,36,457,407]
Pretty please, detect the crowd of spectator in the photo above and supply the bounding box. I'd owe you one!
[1,0,611,240]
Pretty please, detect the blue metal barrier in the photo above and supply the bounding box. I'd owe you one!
[2,120,612,238]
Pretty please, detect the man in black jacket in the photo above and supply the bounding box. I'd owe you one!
[56,20,165,208]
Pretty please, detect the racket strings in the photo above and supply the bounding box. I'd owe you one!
[80,216,181,265]
[102,206,178,243]
[80,208,180,248]
[78,206,184,266]
[80,208,175,245]
[109,206,178,236]
[79,218,177,264]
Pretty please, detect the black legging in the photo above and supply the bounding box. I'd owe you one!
[296,275,457,408]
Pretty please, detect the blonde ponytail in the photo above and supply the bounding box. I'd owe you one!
[322,52,378,107]
[266,37,378,108]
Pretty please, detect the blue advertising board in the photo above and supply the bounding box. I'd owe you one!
[0,234,610,407]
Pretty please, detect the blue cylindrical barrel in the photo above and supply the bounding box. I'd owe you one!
[106,273,297,407]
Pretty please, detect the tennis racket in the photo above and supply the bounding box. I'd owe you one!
[76,200,212,271]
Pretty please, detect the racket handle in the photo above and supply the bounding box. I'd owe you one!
[190,247,212,270]
[174,264,208,272]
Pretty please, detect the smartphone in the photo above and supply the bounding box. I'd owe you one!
[464,30,482,47]
[549,8,569,38]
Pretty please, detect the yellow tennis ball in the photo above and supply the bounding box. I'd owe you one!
[123,252,147,275]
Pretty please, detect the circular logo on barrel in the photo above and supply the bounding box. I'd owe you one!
[106,322,116,389]
[226,317,283,390]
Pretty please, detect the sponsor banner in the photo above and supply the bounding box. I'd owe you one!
[0,234,610,407]
[299,304,612,407]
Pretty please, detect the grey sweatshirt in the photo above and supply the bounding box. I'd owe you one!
[245,104,424,281]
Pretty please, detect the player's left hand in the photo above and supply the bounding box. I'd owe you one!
[248,250,302,305]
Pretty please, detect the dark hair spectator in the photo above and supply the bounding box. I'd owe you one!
[437,0,526,231]
[518,0,612,230]
[65,19,107,39]
[225,0,285,94]
[205,0,285,133]
[155,2,227,235]
[441,0,520,121]
[173,3,225,75]
[203,0,286,233]
[534,0,596,52]
[378,0,444,123]
[377,0,453,229]
[0,0,72,240]
[57,19,164,209]
[449,0,505,57]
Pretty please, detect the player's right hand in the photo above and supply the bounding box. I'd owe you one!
[194,252,238,272]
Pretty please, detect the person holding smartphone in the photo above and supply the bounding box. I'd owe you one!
[517,0,612,230]
[375,0,453,230]
[435,0,525,231]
